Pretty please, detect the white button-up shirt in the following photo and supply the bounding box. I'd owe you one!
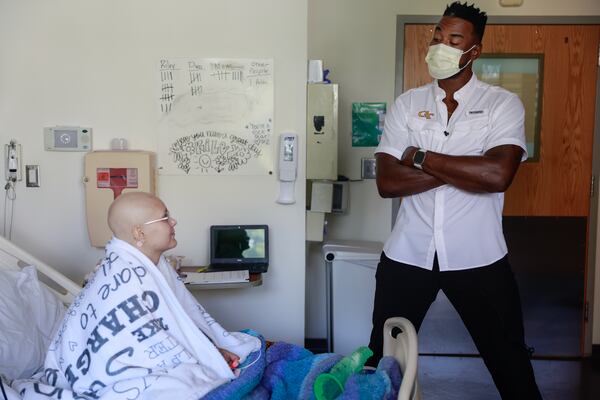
[376,74,527,271]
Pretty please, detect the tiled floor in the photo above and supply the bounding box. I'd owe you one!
[419,355,600,400]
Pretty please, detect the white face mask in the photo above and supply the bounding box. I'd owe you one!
[425,43,476,80]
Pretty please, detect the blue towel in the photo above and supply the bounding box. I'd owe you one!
[204,334,341,400]
[338,356,402,400]
[257,342,341,400]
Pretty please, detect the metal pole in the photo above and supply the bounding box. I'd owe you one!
[325,260,333,353]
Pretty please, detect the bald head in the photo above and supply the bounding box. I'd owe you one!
[108,192,162,241]
[107,192,178,263]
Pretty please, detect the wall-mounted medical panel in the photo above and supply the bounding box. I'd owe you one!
[44,126,92,152]
[84,151,156,247]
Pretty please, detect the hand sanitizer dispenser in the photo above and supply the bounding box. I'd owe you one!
[277,133,298,204]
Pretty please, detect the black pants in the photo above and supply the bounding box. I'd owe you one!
[368,252,542,400]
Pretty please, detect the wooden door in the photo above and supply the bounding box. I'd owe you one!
[404,23,600,356]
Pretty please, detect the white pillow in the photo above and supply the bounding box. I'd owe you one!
[0,266,66,380]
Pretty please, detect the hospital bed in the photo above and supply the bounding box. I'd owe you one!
[0,236,420,400]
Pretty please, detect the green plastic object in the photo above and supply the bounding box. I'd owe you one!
[314,346,373,400]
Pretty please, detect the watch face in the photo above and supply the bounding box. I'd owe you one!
[414,150,426,165]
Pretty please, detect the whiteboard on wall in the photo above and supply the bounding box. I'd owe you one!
[157,58,274,175]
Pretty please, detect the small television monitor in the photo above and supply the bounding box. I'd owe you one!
[210,225,269,273]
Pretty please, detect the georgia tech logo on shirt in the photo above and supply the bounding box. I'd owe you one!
[418,110,434,119]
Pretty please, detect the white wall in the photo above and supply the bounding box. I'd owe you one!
[306,0,600,342]
[0,0,307,344]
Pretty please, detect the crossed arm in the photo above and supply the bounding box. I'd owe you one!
[375,144,523,198]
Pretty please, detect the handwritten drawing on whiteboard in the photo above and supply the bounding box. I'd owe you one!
[157,58,274,175]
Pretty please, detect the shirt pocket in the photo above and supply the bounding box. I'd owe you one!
[448,116,489,155]
[407,117,441,151]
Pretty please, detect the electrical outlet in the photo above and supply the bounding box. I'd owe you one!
[361,158,376,179]
[26,165,40,187]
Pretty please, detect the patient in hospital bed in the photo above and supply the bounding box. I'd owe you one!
[8,192,407,400]
[14,192,261,399]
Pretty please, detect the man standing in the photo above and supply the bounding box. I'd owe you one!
[368,2,542,398]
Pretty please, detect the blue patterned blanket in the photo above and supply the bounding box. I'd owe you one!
[204,333,402,400]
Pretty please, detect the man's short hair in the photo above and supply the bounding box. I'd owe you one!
[443,2,488,41]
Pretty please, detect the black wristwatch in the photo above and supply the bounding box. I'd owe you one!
[412,148,427,170]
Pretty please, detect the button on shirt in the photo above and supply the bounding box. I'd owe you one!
[376,74,527,271]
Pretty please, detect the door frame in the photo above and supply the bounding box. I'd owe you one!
[393,15,600,356]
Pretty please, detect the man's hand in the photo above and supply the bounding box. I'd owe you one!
[218,348,240,369]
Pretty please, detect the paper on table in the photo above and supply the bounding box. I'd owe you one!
[184,270,250,284]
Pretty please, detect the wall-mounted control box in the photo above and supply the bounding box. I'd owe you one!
[44,126,92,151]
[361,158,376,179]
[307,84,338,180]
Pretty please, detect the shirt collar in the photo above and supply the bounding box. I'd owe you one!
[433,73,478,102]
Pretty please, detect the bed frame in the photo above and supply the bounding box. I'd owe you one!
[0,236,80,305]
[383,317,421,400]
[0,236,420,400]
